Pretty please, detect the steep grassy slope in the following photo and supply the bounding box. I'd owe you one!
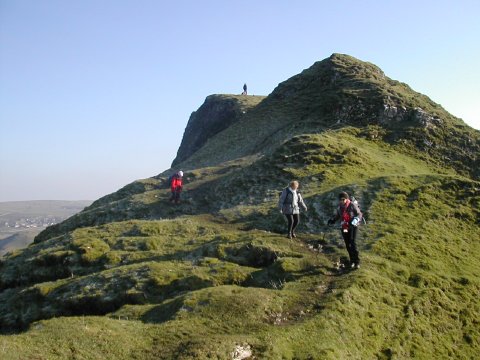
[1,54,479,359]
[176,54,479,179]
[172,94,266,166]
[32,54,478,243]
[2,128,478,359]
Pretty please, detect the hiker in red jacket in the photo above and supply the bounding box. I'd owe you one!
[328,191,362,269]
[170,171,184,204]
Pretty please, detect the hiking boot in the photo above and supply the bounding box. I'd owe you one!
[287,234,292,239]
[292,233,297,238]
[350,263,356,269]
[355,263,360,269]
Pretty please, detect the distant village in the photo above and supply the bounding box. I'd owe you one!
[2,216,61,229]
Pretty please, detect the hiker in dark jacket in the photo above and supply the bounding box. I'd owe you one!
[328,191,362,269]
[170,171,184,204]
[278,181,307,239]
[242,83,247,95]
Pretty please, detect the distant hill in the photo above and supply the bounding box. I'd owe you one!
[0,232,37,257]
[0,200,92,256]
[0,55,478,359]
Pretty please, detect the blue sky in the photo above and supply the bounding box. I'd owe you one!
[1,0,479,201]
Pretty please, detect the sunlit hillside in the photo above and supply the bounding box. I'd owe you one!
[1,54,478,360]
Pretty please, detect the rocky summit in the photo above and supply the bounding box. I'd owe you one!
[1,54,479,359]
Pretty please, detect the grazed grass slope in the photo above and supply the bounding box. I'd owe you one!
[1,127,479,359]
[175,54,479,180]
[1,54,479,359]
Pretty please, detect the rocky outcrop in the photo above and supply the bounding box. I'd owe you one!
[377,105,443,127]
[378,104,409,123]
[171,94,265,166]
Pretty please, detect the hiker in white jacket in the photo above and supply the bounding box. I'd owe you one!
[278,180,307,239]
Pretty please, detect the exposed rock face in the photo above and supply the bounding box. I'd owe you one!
[172,94,265,166]
[412,107,443,128]
[376,105,444,127]
[378,104,408,123]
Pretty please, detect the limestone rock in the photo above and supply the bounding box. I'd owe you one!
[172,94,264,166]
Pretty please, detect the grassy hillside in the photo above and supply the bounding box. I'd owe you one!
[1,55,479,359]
[175,54,479,180]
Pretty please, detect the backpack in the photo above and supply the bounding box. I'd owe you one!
[350,196,367,225]
[282,187,293,205]
[165,174,174,188]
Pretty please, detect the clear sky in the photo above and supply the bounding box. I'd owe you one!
[1,0,479,201]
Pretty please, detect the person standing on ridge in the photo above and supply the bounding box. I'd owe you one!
[328,191,362,269]
[242,83,247,95]
[170,171,184,204]
[279,181,307,239]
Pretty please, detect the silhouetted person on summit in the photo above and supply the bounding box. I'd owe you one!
[242,83,247,95]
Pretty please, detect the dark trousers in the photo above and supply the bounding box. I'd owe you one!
[341,226,359,264]
[170,191,181,203]
[285,214,300,235]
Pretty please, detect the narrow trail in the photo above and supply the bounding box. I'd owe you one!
[260,230,355,327]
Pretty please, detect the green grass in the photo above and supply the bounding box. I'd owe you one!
[173,54,479,179]
[2,134,478,358]
[1,54,479,359]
